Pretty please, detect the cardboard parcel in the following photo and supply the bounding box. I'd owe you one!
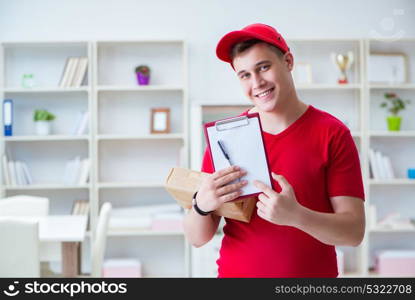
[165,167,256,223]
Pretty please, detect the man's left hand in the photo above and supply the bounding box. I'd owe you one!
[253,172,303,226]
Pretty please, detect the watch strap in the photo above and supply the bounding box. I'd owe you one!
[192,192,213,216]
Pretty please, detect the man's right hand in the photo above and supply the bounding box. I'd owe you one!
[196,165,248,212]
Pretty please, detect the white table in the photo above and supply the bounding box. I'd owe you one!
[39,215,87,277]
[24,215,87,277]
[0,214,87,277]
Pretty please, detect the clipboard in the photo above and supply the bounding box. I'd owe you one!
[203,113,272,199]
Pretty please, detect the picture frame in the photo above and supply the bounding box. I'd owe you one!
[292,62,313,84]
[368,52,408,84]
[150,107,170,134]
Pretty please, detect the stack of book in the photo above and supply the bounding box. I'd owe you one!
[62,156,91,185]
[59,56,88,88]
[369,148,395,180]
[72,199,90,230]
[72,199,89,215]
[2,154,32,186]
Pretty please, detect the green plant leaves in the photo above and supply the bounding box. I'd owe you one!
[34,109,55,121]
[380,92,411,116]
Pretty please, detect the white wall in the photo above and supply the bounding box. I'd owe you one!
[1,0,414,102]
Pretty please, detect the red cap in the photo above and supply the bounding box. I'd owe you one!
[216,23,290,64]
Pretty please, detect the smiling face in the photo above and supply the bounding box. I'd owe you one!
[232,42,295,113]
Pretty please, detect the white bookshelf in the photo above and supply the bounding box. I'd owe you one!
[0,40,95,277]
[190,38,415,277]
[92,39,189,277]
[365,39,415,277]
[0,39,190,277]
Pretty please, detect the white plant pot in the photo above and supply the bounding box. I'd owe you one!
[35,121,52,135]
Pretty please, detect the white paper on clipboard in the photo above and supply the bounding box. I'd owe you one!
[205,114,272,197]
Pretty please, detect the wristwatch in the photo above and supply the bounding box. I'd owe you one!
[192,192,213,216]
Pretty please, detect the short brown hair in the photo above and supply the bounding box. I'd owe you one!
[230,39,284,61]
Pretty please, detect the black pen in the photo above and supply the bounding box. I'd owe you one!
[218,140,241,183]
[217,140,232,165]
[218,140,240,182]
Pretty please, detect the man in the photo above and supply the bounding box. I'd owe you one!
[183,23,365,277]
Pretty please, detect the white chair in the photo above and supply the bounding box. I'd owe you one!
[0,195,49,217]
[0,218,40,277]
[0,195,55,274]
[91,202,112,277]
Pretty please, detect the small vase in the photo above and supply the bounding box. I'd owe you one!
[387,115,401,131]
[136,72,150,85]
[35,121,51,135]
[22,73,35,88]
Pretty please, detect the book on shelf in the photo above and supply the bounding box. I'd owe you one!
[59,57,75,87]
[62,157,90,185]
[72,111,89,135]
[2,154,10,185]
[375,151,387,179]
[369,148,395,180]
[66,57,79,87]
[59,57,88,88]
[4,159,33,186]
[369,148,380,179]
[8,161,17,186]
[21,162,33,185]
[78,158,91,184]
[58,58,71,87]
[62,156,81,185]
[72,199,89,216]
[14,161,25,185]
[72,199,90,230]
[72,57,88,87]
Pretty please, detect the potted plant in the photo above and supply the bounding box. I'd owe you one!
[380,92,411,131]
[135,65,150,85]
[34,109,55,135]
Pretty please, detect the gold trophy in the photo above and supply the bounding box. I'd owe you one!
[331,51,354,84]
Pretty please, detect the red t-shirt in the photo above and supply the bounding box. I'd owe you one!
[201,105,365,278]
